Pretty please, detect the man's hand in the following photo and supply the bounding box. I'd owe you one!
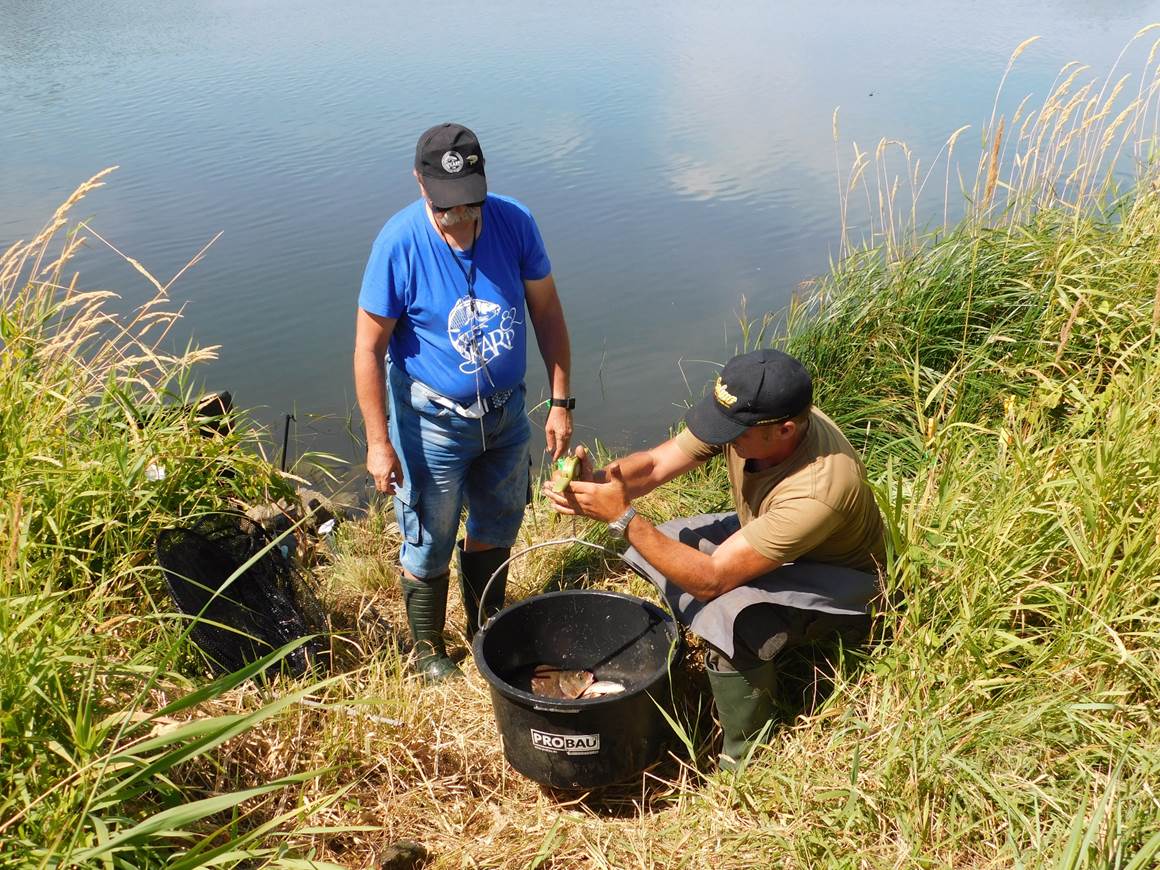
[544,405,573,460]
[543,462,630,523]
[367,441,404,494]
[573,444,597,482]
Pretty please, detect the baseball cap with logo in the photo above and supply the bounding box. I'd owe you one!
[684,349,813,445]
[414,122,487,209]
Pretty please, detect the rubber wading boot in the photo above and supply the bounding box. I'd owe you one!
[456,541,510,642]
[399,573,462,683]
[705,659,778,771]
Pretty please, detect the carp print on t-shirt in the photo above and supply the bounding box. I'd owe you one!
[447,297,523,376]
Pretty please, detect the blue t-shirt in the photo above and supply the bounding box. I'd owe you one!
[358,194,552,404]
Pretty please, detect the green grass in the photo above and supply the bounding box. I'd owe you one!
[0,173,345,867]
[741,86,1160,861]
[760,202,1160,867]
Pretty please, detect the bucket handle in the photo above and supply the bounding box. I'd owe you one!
[476,536,674,632]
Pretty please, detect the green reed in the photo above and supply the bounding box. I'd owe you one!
[563,35,1160,865]
[742,198,1160,867]
[736,124,1160,870]
[0,173,344,867]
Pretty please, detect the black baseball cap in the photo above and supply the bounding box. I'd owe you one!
[684,349,813,445]
[414,122,487,209]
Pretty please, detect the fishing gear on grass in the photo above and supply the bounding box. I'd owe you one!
[156,513,328,678]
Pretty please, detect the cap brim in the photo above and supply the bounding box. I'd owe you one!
[422,173,487,209]
[684,395,750,445]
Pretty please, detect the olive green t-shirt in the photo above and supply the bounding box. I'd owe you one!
[674,409,885,573]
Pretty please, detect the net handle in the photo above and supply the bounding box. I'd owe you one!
[476,536,676,632]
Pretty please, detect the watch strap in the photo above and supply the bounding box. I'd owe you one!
[549,397,576,409]
[608,506,637,539]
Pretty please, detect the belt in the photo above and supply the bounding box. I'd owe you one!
[462,386,515,418]
[413,379,515,420]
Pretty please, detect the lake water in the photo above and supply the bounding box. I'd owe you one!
[4,0,1160,488]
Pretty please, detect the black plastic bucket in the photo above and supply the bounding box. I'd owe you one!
[473,588,680,790]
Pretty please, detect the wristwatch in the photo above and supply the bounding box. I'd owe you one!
[549,397,576,409]
[608,506,637,539]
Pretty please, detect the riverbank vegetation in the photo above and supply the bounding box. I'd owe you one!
[3,34,1159,869]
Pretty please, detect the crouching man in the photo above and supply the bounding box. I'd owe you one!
[544,349,884,769]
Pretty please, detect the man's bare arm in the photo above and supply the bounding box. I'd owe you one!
[353,308,402,492]
[588,437,703,499]
[622,518,781,602]
[524,274,572,459]
[546,459,778,601]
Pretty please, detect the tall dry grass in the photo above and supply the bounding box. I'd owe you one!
[834,25,1160,261]
[0,172,349,866]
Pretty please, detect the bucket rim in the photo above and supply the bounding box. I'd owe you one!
[471,588,681,710]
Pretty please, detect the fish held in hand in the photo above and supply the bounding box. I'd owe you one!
[551,455,581,493]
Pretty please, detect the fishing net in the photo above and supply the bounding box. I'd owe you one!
[156,512,328,678]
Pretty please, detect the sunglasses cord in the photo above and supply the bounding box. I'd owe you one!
[439,219,491,449]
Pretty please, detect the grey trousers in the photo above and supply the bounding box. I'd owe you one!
[622,513,879,671]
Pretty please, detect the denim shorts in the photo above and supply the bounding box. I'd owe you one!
[387,364,531,578]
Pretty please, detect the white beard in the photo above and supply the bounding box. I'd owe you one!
[436,205,483,228]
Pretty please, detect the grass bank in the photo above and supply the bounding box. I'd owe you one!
[762,180,1160,868]
[0,173,339,865]
[4,35,1160,869]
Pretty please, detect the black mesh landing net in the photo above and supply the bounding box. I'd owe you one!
[156,513,327,678]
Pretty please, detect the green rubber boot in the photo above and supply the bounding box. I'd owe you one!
[705,659,777,771]
[456,541,510,642]
[399,573,462,683]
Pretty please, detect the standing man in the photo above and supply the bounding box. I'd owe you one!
[355,123,573,682]
[545,349,883,768]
